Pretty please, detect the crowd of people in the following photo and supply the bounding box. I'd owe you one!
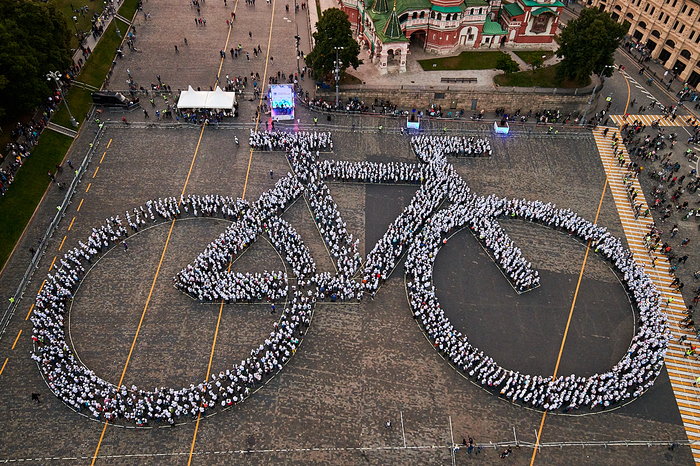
[412,135,492,157]
[403,149,668,409]
[31,130,670,424]
[32,187,321,425]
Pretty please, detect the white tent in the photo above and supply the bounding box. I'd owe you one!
[177,86,236,110]
[177,85,207,108]
[205,86,236,109]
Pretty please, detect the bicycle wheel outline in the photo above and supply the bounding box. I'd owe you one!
[404,189,668,413]
[32,193,321,427]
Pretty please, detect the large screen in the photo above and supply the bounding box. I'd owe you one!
[270,84,294,121]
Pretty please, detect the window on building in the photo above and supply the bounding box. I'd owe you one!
[674,20,679,29]
[690,8,694,16]
[420,11,425,18]
[652,29,661,37]
[666,39,676,47]
[680,24,686,33]
[682,4,687,12]
[400,13,408,22]
[431,11,435,18]
[681,49,692,59]
[638,20,647,28]
[696,33,700,43]
[644,3,649,11]
[673,0,677,7]
[446,14,451,20]
[437,13,442,20]
[659,11,664,19]
[412,12,417,19]
[664,14,670,23]
[478,8,482,14]
[650,6,655,14]
[690,30,696,40]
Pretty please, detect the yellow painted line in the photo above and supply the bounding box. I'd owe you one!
[38,280,45,294]
[59,235,66,251]
[92,166,99,178]
[92,54,212,466]
[49,256,57,271]
[11,329,22,350]
[86,183,91,193]
[106,138,112,149]
[77,199,84,212]
[532,149,611,465]
[241,0,275,201]
[68,216,76,231]
[0,358,8,378]
[100,151,106,163]
[91,218,178,466]
[25,304,34,321]
[621,69,631,115]
[188,2,242,464]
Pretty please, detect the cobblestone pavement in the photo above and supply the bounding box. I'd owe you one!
[0,0,696,463]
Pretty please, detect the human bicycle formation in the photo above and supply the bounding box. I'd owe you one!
[30,130,668,426]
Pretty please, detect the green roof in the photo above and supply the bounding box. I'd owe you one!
[482,16,507,34]
[531,6,555,15]
[503,2,525,16]
[432,4,465,12]
[384,8,404,39]
[371,0,389,14]
[463,0,489,6]
[520,0,564,7]
[387,0,432,16]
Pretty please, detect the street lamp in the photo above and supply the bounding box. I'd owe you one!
[334,46,344,109]
[580,64,614,127]
[46,71,78,128]
[295,26,301,77]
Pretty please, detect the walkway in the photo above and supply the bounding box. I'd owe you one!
[593,126,700,464]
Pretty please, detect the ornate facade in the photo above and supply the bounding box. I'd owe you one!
[338,0,563,73]
[588,0,700,86]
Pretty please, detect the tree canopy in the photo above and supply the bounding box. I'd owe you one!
[0,0,72,119]
[496,54,520,74]
[556,8,628,85]
[305,8,361,82]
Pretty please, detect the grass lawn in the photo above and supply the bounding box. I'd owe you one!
[56,0,101,49]
[52,87,94,128]
[55,0,140,49]
[0,0,139,270]
[418,51,507,71]
[340,73,362,85]
[494,63,588,88]
[0,131,73,267]
[80,18,131,88]
[514,50,555,66]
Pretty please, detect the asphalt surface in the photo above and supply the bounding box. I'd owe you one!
[0,0,698,463]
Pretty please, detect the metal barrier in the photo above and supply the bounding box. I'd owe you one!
[0,122,106,341]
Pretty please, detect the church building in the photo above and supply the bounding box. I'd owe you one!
[337,0,563,72]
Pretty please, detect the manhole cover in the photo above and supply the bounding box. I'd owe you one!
[247,436,256,447]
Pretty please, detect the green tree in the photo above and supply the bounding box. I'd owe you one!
[0,0,72,119]
[529,55,544,71]
[305,8,361,82]
[496,54,520,74]
[556,8,628,85]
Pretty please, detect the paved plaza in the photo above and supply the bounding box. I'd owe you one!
[0,0,697,464]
